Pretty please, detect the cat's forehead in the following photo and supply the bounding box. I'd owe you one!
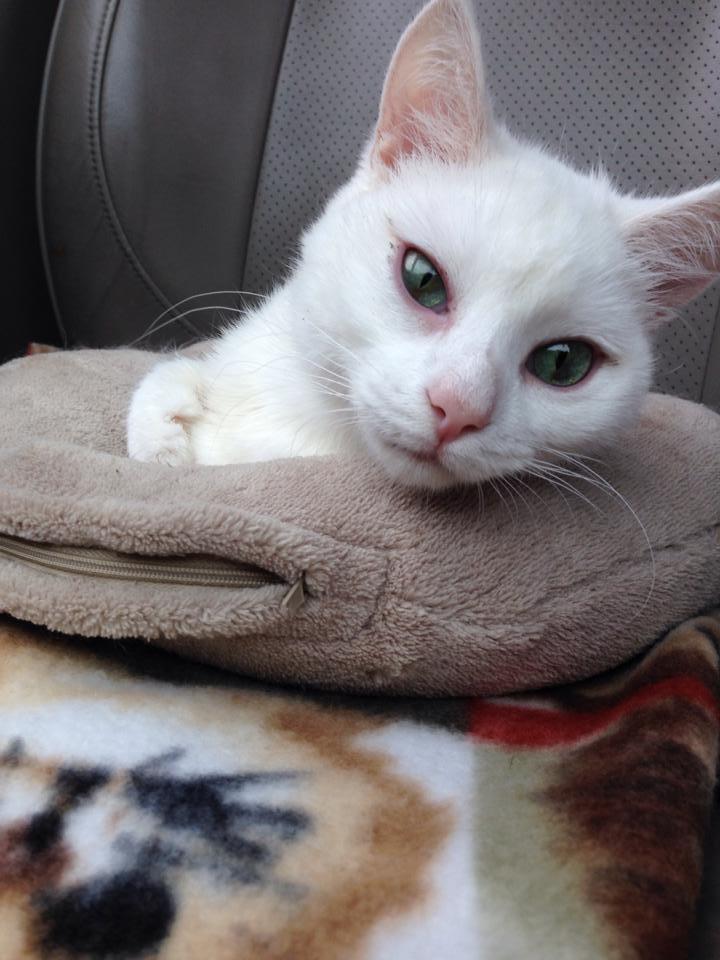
[386,152,621,281]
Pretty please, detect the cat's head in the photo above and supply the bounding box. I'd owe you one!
[293,0,720,489]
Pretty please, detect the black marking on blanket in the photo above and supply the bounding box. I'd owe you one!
[1,741,313,957]
[56,765,111,802]
[125,760,311,886]
[2,736,24,765]
[25,810,62,855]
[37,870,175,959]
[130,768,309,835]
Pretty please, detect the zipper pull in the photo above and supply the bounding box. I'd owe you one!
[282,576,306,613]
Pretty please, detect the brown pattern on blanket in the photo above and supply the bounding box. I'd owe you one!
[0,612,717,959]
[470,614,719,959]
[544,619,720,960]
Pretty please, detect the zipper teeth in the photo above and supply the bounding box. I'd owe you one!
[0,533,282,589]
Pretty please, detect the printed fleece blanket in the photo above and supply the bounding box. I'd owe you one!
[0,612,718,960]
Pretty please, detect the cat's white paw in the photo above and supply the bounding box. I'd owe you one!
[127,358,206,466]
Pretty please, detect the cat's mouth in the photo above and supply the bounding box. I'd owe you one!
[372,436,458,488]
[371,429,535,489]
[387,441,439,465]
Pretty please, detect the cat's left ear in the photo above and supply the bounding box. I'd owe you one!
[369,0,492,176]
[619,181,720,311]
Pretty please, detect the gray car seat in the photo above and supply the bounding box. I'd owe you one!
[12,0,720,953]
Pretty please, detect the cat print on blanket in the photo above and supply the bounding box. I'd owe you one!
[0,742,310,958]
[0,619,451,960]
[128,0,720,490]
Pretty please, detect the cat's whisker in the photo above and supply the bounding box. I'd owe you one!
[503,472,541,529]
[327,420,372,430]
[286,418,317,457]
[512,469,550,508]
[130,304,253,346]
[527,461,603,514]
[475,482,485,521]
[302,316,383,378]
[130,289,264,346]
[548,452,654,544]
[535,453,656,613]
[488,478,514,525]
[315,389,352,405]
[537,473,604,514]
[317,406,365,417]
[204,345,345,386]
[498,475,520,523]
[656,360,687,380]
[505,474,531,525]
[309,373,352,393]
[308,378,350,400]
[220,349,354,395]
[523,467,575,516]
[208,343,349,394]
[304,357,353,384]
[320,409,374,424]
[544,447,608,467]
[283,409,367,456]
[537,462,615,500]
[205,354,305,392]
[313,390,349,405]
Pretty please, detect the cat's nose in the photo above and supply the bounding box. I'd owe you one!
[427,386,493,446]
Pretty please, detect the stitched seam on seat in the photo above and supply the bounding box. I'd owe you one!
[36,0,72,346]
[87,0,201,339]
[88,0,167,309]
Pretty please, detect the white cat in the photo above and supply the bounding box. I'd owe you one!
[127,0,720,491]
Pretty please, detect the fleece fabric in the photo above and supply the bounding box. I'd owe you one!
[0,349,720,695]
[0,610,717,960]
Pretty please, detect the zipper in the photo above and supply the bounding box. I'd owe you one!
[0,533,305,611]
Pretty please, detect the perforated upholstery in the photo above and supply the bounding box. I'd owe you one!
[243,0,422,292]
[244,0,720,404]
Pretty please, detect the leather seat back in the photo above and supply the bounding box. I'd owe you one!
[0,0,59,361]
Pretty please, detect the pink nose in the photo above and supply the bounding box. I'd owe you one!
[427,386,492,446]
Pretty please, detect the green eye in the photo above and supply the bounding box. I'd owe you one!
[401,248,447,311]
[529,340,595,387]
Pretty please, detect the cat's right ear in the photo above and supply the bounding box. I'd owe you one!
[368,0,493,177]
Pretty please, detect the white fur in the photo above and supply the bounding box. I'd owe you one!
[127,0,720,490]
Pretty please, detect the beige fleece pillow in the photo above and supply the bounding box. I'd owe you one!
[0,348,719,695]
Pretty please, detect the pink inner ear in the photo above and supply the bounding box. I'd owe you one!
[370,0,491,173]
[376,87,451,170]
[623,183,720,310]
[649,273,716,309]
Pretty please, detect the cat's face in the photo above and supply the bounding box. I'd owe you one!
[293,0,720,489]
[300,149,653,489]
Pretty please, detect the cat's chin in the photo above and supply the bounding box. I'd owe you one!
[362,433,459,489]
[365,433,537,491]
[366,434,511,491]
[380,456,462,491]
